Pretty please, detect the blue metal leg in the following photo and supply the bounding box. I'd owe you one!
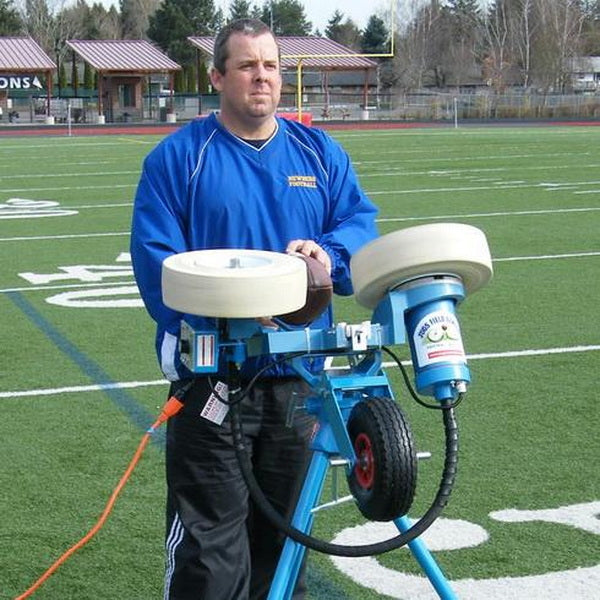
[268,451,331,600]
[394,515,457,599]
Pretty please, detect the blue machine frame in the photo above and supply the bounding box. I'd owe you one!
[180,276,470,599]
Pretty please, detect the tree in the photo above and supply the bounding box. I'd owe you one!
[58,60,67,91]
[257,0,311,35]
[0,0,22,34]
[148,0,223,65]
[445,0,483,88]
[228,0,251,21]
[184,62,196,91]
[198,58,210,91]
[83,60,94,90]
[325,9,361,50]
[393,0,449,90]
[120,0,161,39]
[70,51,79,94]
[482,0,512,91]
[530,0,585,91]
[20,0,54,51]
[361,14,389,54]
[580,0,600,54]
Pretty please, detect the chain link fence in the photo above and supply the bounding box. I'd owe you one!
[2,90,600,126]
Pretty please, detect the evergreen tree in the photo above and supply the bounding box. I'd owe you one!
[198,58,210,92]
[184,62,196,92]
[148,0,223,65]
[83,61,94,90]
[361,14,389,54]
[58,62,68,93]
[71,54,79,95]
[174,68,185,92]
[0,0,22,35]
[228,0,252,21]
[325,9,361,50]
[257,0,312,35]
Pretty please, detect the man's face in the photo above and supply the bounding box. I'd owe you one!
[210,32,282,127]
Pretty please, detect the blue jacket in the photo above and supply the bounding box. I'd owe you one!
[131,113,378,380]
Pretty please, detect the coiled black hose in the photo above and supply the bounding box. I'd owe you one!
[229,366,459,557]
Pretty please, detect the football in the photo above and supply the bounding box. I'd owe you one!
[279,254,333,325]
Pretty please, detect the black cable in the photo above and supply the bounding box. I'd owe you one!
[229,363,460,557]
[206,352,308,407]
[382,346,464,410]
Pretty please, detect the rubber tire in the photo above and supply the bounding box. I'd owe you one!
[162,249,307,318]
[347,397,417,521]
[350,223,493,309]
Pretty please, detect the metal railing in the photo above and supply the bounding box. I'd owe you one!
[2,90,599,126]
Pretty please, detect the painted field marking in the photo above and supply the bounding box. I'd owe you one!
[369,181,600,196]
[378,206,600,223]
[0,170,139,180]
[0,139,155,151]
[0,249,598,297]
[0,231,130,243]
[494,252,600,262]
[1,344,598,399]
[1,206,599,242]
[356,157,597,171]
[2,184,136,193]
[330,504,600,600]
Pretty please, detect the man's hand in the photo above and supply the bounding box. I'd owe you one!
[286,239,332,275]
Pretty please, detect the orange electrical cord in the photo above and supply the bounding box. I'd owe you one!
[15,396,184,600]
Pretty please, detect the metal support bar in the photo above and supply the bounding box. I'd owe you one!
[395,515,457,599]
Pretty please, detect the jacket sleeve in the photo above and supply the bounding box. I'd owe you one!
[316,137,379,296]
[130,142,189,358]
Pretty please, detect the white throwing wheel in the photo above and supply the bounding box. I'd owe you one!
[162,249,307,318]
[350,223,493,309]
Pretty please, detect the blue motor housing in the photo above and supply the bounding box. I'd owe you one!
[401,277,470,401]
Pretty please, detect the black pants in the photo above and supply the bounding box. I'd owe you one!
[164,376,316,600]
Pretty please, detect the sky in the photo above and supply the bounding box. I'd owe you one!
[215,1,393,34]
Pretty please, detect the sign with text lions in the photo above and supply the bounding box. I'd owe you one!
[0,75,44,90]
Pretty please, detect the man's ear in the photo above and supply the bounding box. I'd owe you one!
[209,67,224,92]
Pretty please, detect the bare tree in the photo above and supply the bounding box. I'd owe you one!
[17,0,57,51]
[482,0,513,90]
[394,0,449,90]
[532,0,584,90]
[121,0,161,39]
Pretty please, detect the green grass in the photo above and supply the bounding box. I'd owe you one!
[1,125,599,599]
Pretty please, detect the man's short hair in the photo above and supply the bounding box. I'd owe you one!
[213,19,277,74]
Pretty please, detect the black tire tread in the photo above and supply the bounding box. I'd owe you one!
[347,396,417,521]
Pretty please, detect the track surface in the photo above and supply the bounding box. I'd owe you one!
[2,117,599,137]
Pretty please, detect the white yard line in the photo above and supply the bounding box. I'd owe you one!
[378,207,600,222]
[2,184,136,193]
[0,250,597,294]
[0,231,129,242]
[2,344,598,399]
[2,207,599,243]
[0,171,139,180]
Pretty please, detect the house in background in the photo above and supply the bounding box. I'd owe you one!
[568,56,600,92]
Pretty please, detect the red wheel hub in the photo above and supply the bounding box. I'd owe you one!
[353,433,375,489]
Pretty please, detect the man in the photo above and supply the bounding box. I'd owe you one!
[130,18,378,600]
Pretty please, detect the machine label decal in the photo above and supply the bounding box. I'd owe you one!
[195,333,216,368]
[200,381,229,425]
[413,310,466,366]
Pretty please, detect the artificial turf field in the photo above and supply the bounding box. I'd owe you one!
[1,123,599,599]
